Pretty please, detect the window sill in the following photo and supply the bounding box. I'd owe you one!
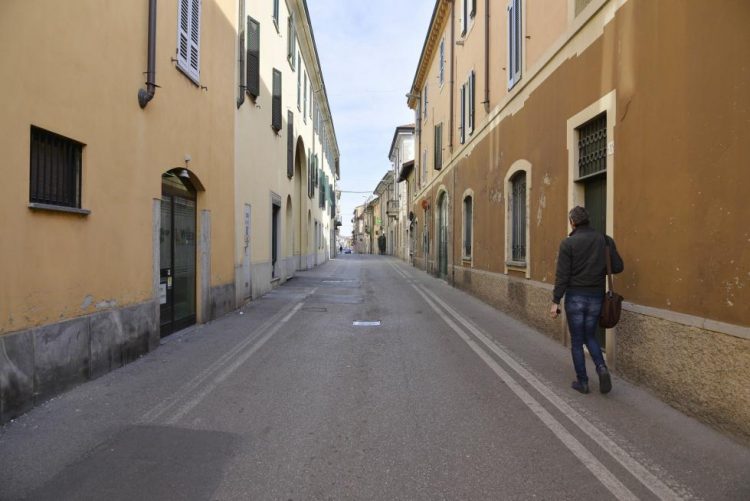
[506,260,527,269]
[29,203,90,216]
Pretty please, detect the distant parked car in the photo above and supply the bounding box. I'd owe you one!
[344,248,352,254]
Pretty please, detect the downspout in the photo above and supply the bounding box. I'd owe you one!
[449,0,455,152]
[138,0,158,108]
[484,0,490,112]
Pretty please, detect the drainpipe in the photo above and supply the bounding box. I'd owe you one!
[484,0,490,112]
[138,0,158,108]
[449,0,455,152]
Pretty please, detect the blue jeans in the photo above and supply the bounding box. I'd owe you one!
[564,293,606,383]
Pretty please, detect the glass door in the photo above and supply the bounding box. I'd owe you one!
[160,174,197,337]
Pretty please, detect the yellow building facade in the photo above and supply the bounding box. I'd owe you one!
[0,0,339,423]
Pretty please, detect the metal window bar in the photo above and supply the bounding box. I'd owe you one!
[30,126,82,208]
[511,174,526,261]
[577,113,607,178]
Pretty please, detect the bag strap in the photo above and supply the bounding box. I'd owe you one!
[604,235,614,294]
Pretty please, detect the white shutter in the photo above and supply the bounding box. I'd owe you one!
[459,84,465,144]
[177,0,201,83]
[507,0,522,89]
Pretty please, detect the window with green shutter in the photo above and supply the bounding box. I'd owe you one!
[287,111,294,178]
[246,17,260,99]
[271,69,282,131]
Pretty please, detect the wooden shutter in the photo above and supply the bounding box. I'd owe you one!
[459,84,465,144]
[468,71,475,134]
[287,111,294,178]
[272,69,282,131]
[246,17,260,98]
[176,0,201,82]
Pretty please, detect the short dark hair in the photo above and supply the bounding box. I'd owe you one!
[568,206,590,226]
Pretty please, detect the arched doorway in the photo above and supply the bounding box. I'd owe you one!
[294,139,307,270]
[160,168,202,337]
[437,191,449,278]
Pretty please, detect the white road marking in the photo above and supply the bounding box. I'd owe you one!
[164,302,305,424]
[390,262,685,500]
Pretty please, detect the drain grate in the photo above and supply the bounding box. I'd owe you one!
[353,321,381,326]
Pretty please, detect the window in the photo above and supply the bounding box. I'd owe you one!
[297,54,301,110]
[29,126,83,209]
[238,1,245,100]
[463,195,473,259]
[468,71,475,135]
[309,85,313,120]
[421,149,427,188]
[272,69,282,131]
[423,85,428,118]
[459,84,466,144]
[423,208,431,255]
[507,0,522,89]
[176,0,201,83]
[246,17,260,98]
[287,111,294,178]
[287,15,296,68]
[462,0,468,35]
[439,38,445,86]
[510,172,526,262]
[577,113,607,178]
[303,72,308,123]
[272,0,280,30]
[434,124,443,171]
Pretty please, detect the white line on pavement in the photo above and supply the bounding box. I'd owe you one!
[140,288,315,425]
[390,262,685,500]
[164,301,305,424]
[410,283,639,501]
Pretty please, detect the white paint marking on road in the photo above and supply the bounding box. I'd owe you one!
[164,301,305,424]
[390,262,686,501]
[410,283,639,501]
[353,321,381,326]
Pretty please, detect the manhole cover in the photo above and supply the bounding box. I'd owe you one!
[353,321,381,326]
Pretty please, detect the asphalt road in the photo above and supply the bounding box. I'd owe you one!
[1,255,748,500]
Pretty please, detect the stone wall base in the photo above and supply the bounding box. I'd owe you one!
[0,300,159,424]
[438,264,750,442]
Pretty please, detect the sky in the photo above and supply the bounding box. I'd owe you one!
[306,0,436,238]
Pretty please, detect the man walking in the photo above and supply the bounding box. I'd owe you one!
[550,206,623,394]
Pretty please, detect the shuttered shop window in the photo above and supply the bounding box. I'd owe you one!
[272,69,282,131]
[177,0,201,83]
[246,17,260,98]
[29,126,83,208]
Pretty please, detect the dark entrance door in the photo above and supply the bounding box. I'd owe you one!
[438,193,448,278]
[160,174,197,337]
[271,202,280,278]
[584,174,607,349]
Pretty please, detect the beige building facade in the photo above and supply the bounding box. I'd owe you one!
[234,0,339,302]
[407,0,750,440]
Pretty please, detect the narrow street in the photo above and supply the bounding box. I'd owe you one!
[1,255,747,500]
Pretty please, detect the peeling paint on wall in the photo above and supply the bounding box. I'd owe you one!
[489,188,503,205]
[81,295,94,310]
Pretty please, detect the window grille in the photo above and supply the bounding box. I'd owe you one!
[577,113,607,178]
[29,126,83,208]
[511,172,526,261]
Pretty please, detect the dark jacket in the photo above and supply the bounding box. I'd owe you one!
[552,225,623,303]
